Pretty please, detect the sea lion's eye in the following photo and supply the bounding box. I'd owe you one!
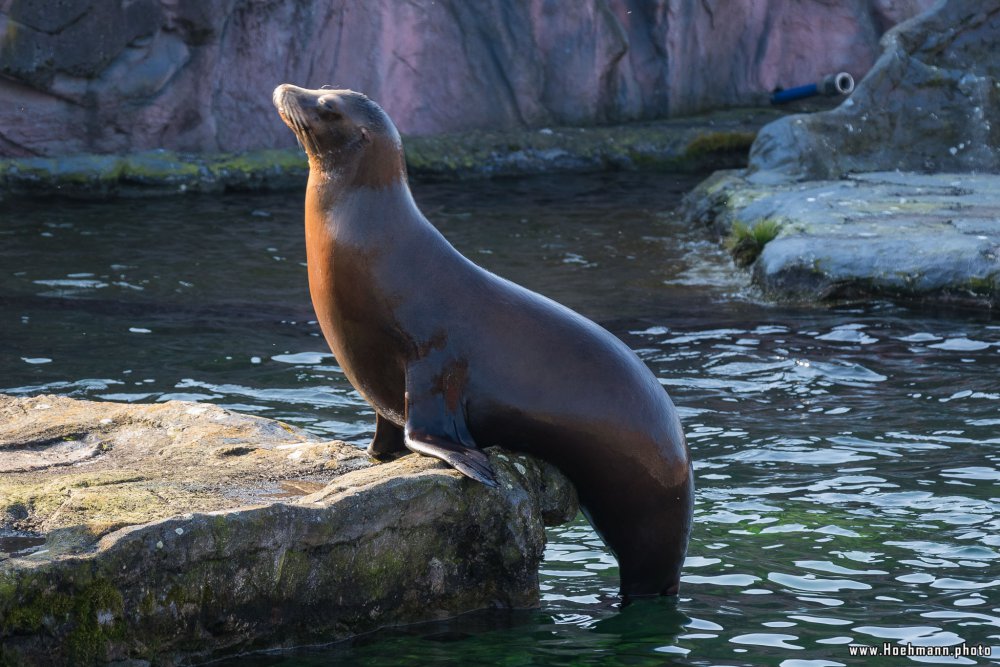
[317,96,342,120]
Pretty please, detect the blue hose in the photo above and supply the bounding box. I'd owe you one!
[770,84,819,104]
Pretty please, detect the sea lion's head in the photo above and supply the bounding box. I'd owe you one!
[272,84,405,189]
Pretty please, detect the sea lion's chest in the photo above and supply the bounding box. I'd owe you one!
[304,212,407,418]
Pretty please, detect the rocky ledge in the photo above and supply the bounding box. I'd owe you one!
[0,108,782,200]
[0,394,577,666]
[683,169,1000,308]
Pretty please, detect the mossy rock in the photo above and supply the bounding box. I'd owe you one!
[207,149,309,191]
[405,109,777,178]
[121,151,201,183]
[683,131,757,159]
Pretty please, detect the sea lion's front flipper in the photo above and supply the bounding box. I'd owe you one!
[403,356,498,488]
[367,413,406,459]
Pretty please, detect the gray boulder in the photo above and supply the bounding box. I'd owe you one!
[751,0,1000,178]
[0,394,577,665]
[682,0,1000,307]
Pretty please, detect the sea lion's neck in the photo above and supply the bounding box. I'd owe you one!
[306,172,423,239]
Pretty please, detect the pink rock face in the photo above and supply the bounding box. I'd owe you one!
[661,0,935,113]
[0,0,935,157]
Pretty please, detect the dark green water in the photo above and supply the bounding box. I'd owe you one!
[1,173,998,665]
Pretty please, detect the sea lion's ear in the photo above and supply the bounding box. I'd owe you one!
[360,127,371,143]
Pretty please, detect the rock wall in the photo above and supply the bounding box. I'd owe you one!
[0,0,934,157]
[750,0,1000,178]
[660,0,934,115]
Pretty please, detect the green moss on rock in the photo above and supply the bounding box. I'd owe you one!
[964,275,998,296]
[725,219,782,267]
[0,395,578,665]
[684,131,757,158]
[207,149,309,191]
[209,149,306,174]
[121,151,201,181]
[0,570,125,665]
[64,579,126,665]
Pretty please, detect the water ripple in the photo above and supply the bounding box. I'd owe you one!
[174,378,364,408]
[768,573,872,592]
[731,633,804,650]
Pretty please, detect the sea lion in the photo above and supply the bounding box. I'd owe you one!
[272,84,693,599]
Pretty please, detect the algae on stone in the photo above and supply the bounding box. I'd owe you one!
[724,219,782,267]
[684,131,757,160]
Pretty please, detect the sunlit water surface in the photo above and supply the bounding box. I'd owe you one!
[1,173,998,665]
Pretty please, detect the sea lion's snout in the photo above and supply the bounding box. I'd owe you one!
[272,84,288,112]
[272,84,303,122]
[274,84,343,115]
[273,84,327,154]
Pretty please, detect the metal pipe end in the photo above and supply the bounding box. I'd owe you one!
[820,72,855,96]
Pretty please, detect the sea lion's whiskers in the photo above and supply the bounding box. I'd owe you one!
[283,111,305,152]
[289,118,306,152]
[296,111,321,156]
[286,106,303,134]
[288,106,314,154]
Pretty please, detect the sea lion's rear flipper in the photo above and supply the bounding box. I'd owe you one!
[403,356,498,488]
[404,428,498,488]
